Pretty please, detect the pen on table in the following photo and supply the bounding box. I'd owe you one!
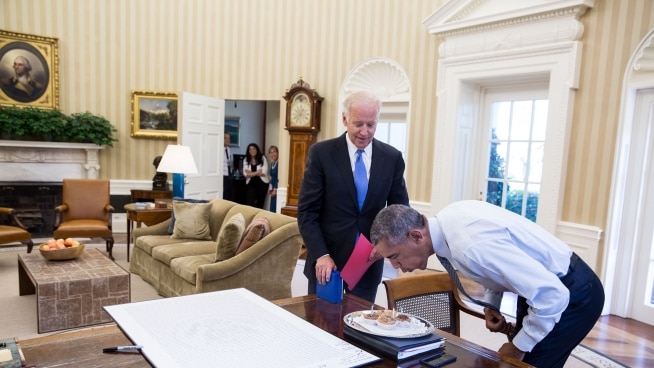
[102,345,143,353]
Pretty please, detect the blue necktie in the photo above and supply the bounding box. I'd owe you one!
[354,150,367,209]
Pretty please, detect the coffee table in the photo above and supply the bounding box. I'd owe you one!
[17,248,130,333]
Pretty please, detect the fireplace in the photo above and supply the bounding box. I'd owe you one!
[0,140,105,237]
[0,182,61,237]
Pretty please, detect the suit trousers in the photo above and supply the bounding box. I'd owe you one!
[515,253,605,368]
[246,176,267,209]
[223,175,233,200]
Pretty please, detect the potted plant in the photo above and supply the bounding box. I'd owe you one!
[63,112,118,147]
[0,105,118,146]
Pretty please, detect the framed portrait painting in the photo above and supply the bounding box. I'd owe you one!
[0,29,59,109]
[131,90,178,139]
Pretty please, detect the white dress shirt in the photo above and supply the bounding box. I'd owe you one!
[430,200,572,353]
[345,135,371,179]
[223,147,231,176]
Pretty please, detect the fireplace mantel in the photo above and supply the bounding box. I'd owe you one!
[0,140,105,182]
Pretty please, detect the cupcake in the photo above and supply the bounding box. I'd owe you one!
[395,313,412,328]
[361,310,382,325]
[376,313,397,329]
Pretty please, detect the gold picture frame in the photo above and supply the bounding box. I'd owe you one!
[0,29,59,109]
[225,116,240,147]
[131,90,178,139]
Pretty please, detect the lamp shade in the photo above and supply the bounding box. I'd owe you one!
[157,145,198,174]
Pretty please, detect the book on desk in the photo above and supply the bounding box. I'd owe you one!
[0,337,25,368]
[343,325,445,361]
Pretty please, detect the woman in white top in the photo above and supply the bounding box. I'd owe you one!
[243,143,269,208]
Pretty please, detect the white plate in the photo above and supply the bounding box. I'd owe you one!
[343,311,435,338]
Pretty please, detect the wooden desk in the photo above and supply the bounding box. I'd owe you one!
[19,294,532,367]
[274,294,532,368]
[20,325,148,367]
[124,203,172,262]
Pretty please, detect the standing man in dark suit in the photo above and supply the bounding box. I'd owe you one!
[298,90,409,303]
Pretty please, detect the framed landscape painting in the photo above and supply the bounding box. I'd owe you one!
[131,90,178,139]
[0,29,59,109]
[225,116,240,147]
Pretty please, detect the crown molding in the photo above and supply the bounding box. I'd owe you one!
[633,32,654,73]
[424,0,594,37]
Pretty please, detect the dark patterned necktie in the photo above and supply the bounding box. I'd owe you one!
[437,255,499,312]
[225,148,231,175]
[354,150,367,209]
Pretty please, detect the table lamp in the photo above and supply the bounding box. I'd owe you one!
[156,144,198,198]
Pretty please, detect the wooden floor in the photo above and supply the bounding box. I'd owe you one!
[582,315,653,367]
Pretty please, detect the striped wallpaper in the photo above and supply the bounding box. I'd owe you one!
[1,0,654,236]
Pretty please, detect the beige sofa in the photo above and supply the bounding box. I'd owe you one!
[129,199,303,300]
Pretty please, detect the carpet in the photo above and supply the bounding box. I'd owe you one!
[571,345,629,368]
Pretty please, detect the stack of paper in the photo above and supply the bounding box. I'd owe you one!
[105,288,381,368]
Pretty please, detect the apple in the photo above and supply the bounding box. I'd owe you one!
[47,239,56,247]
[71,240,80,247]
[64,238,74,247]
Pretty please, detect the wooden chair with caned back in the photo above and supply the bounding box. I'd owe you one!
[383,271,485,336]
[0,207,34,253]
[54,179,115,259]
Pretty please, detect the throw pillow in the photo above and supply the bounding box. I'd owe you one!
[214,213,246,262]
[235,217,271,255]
[170,200,212,240]
[167,197,209,234]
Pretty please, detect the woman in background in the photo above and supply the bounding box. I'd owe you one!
[268,145,279,212]
[243,143,269,208]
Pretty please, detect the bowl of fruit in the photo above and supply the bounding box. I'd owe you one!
[39,238,85,261]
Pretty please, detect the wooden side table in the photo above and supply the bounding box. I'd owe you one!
[130,189,172,202]
[124,203,172,262]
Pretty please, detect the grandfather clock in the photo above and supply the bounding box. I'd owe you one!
[281,77,323,217]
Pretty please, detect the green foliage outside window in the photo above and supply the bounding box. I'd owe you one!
[486,128,539,222]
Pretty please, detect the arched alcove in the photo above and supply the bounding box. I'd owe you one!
[604,28,654,323]
[338,58,411,134]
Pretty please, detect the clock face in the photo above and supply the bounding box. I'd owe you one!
[290,93,311,127]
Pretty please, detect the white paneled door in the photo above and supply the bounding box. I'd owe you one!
[630,89,654,326]
[179,92,225,199]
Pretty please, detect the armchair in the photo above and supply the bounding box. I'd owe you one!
[54,179,115,259]
[0,207,34,252]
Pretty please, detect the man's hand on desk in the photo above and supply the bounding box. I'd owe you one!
[315,255,336,285]
[499,342,526,361]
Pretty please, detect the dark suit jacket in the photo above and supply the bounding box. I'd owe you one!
[298,134,409,291]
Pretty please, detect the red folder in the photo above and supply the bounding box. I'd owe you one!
[340,234,375,290]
